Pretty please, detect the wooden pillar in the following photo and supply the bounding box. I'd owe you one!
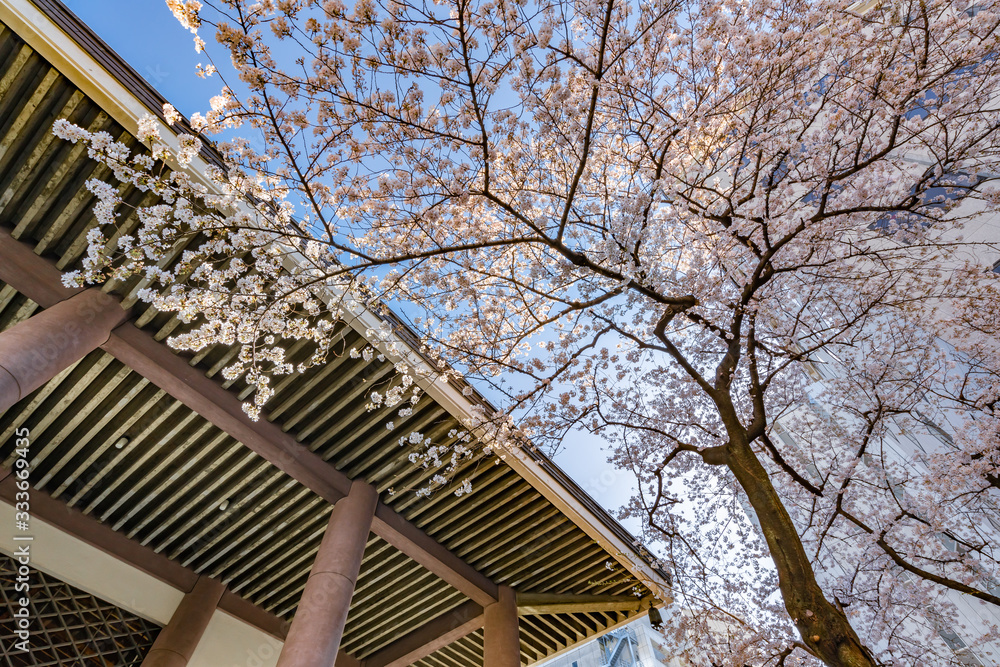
[143,576,225,667]
[484,586,519,667]
[0,288,126,413]
[277,479,378,667]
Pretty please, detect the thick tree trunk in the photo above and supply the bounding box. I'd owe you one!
[725,434,877,667]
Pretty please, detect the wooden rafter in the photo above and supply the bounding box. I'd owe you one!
[517,593,660,616]
[0,467,289,640]
[0,226,499,608]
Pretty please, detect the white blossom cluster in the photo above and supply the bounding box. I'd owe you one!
[54,113,493,499]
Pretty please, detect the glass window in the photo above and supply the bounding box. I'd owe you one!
[936,623,968,651]
[869,172,984,235]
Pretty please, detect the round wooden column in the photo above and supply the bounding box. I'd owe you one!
[142,576,225,667]
[484,586,520,667]
[276,479,379,667]
[0,288,126,412]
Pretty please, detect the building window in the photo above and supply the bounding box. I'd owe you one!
[916,411,955,446]
[934,621,968,651]
[869,171,984,235]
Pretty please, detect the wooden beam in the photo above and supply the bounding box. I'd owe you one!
[101,324,352,503]
[372,504,497,607]
[0,469,288,640]
[363,601,485,667]
[0,228,84,306]
[0,226,498,607]
[334,653,362,667]
[218,591,290,641]
[515,593,658,616]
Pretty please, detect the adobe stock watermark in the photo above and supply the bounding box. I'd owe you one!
[145,64,169,85]
[9,426,32,653]
[234,637,283,667]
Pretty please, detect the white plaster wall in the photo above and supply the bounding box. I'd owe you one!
[0,498,182,624]
[0,498,286,665]
[188,609,283,667]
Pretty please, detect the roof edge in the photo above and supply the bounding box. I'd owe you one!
[414,354,673,601]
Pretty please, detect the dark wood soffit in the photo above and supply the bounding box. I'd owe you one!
[0,225,499,607]
[363,600,485,667]
[0,467,290,640]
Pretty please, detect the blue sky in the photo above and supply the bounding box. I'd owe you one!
[63,0,641,530]
[62,0,217,117]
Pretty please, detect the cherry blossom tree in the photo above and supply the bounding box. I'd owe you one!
[54,0,1000,664]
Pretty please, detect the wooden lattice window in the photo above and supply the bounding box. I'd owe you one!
[0,553,161,666]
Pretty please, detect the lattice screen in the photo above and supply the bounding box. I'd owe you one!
[0,553,162,665]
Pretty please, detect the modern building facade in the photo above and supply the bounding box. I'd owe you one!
[773,345,1000,665]
[535,617,680,667]
[0,0,670,665]
[758,28,1000,662]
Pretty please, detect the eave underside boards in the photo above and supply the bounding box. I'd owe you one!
[0,16,653,665]
[0,286,641,663]
[0,323,463,655]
